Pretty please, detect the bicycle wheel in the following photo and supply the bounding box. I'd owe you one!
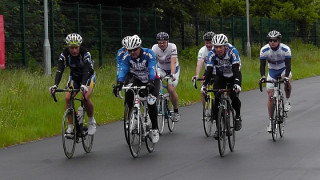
[62,108,76,159]
[271,99,278,141]
[157,99,165,135]
[128,107,142,158]
[81,110,94,153]
[279,98,285,138]
[124,103,130,145]
[217,104,227,157]
[145,117,155,153]
[227,104,236,152]
[203,97,213,137]
[166,99,175,132]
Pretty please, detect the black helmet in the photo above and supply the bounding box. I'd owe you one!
[156,32,169,41]
[203,31,215,41]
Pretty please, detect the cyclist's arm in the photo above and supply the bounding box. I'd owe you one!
[54,52,66,86]
[203,51,214,86]
[117,55,130,82]
[232,64,242,86]
[284,58,291,77]
[148,50,157,81]
[81,51,94,85]
[196,58,204,78]
[260,59,266,77]
[171,56,177,74]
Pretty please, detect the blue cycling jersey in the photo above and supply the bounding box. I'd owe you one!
[116,47,127,79]
[117,48,157,83]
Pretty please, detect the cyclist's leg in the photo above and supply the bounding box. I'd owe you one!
[65,76,77,127]
[168,67,180,110]
[266,73,276,132]
[229,76,242,131]
[83,74,96,135]
[153,77,160,99]
[213,76,226,138]
[281,70,292,111]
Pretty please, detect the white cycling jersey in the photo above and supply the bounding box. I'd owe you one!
[152,43,179,72]
[198,45,216,75]
[260,43,291,71]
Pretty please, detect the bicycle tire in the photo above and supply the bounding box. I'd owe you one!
[145,117,155,153]
[271,98,278,141]
[279,98,285,138]
[62,108,76,159]
[227,104,236,152]
[166,99,175,132]
[81,110,94,153]
[203,97,213,137]
[128,107,142,158]
[124,103,130,145]
[157,99,165,135]
[217,104,226,157]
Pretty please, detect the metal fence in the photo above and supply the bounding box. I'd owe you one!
[3,1,319,68]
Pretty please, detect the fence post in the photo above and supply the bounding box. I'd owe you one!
[138,8,141,36]
[76,2,79,33]
[20,0,26,67]
[154,9,157,37]
[50,0,55,66]
[242,17,245,54]
[120,7,122,40]
[231,16,234,45]
[181,22,185,50]
[98,4,102,67]
[195,19,199,46]
[314,22,317,46]
[260,18,263,46]
[220,16,223,33]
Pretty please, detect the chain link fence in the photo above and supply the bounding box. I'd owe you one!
[3,1,319,68]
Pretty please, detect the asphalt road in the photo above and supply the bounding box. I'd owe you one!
[1,76,320,180]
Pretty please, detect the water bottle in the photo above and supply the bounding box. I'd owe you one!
[77,106,84,125]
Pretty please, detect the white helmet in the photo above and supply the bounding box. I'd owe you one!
[212,34,228,46]
[65,33,83,47]
[121,36,131,49]
[267,30,282,39]
[127,35,142,50]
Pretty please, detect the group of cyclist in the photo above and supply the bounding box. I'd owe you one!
[48,29,292,146]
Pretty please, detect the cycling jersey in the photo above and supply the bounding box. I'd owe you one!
[207,43,241,78]
[117,48,157,83]
[116,47,127,79]
[198,45,216,75]
[55,46,94,86]
[260,43,291,79]
[152,43,179,72]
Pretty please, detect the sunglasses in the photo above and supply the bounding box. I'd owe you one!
[269,39,278,43]
[128,47,139,53]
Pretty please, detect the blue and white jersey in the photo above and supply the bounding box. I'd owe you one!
[207,43,241,78]
[116,47,127,79]
[117,48,157,83]
[260,43,291,78]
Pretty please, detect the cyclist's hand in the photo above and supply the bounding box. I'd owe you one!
[113,82,123,97]
[233,84,241,93]
[200,85,207,94]
[49,85,57,94]
[192,75,198,81]
[283,77,289,83]
[80,85,88,93]
[259,76,266,83]
[147,81,155,93]
[170,74,176,81]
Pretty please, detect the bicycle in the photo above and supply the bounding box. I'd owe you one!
[208,85,236,157]
[259,77,288,142]
[51,88,94,159]
[192,77,215,137]
[157,75,175,134]
[115,84,155,158]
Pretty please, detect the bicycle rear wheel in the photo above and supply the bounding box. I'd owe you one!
[227,105,236,152]
[271,99,278,141]
[81,110,94,153]
[157,99,165,135]
[124,103,130,145]
[128,107,142,158]
[62,108,76,159]
[166,99,175,132]
[203,97,213,137]
[217,105,227,157]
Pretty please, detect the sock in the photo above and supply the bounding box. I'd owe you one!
[88,116,96,123]
[285,98,290,102]
[174,109,179,113]
[68,124,73,129]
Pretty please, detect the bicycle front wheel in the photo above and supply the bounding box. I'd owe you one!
[217,105,227,157]
[124,103,130,145]
[81,110,94,153]
[166,99,175,132]
[128,107,142,158]
[271,99,278,142]
[279,98,285,138]
[62,108,76,159]
[203,97,213,137]
[157,99,165,135]
[227,106,236,152]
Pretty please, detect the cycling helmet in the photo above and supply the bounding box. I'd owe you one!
[267,30,282,39]
[65,33,83,47]
[127,35,142,50]
[203,31,215,41]
[121,36,131,49]
[212,34,228,46]
[156,32,169,41]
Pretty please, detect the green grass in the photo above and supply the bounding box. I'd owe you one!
[1,40,320,148]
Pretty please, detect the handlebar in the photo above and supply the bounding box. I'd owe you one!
[259,79,285,92]
[192,77,204,89]
[113,84,148,99]
[51,88,86,102]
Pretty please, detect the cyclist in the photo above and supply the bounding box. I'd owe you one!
[49,33,97,136]
[152,32,181,122]
[259,30,292,132]
[192,31,216,107]
[113,35,159,143]
[201,34,242,139]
